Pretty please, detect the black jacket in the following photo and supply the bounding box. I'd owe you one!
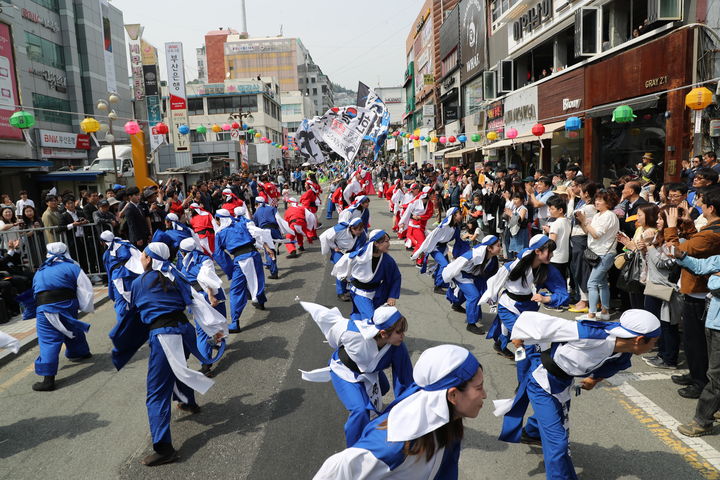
[124,202,150,245]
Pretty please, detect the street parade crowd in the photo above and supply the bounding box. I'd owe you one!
[2,151,720,478]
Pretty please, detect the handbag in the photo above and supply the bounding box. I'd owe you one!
[583,248,601,266]
[619,251,645,293]
[644,281,675,302]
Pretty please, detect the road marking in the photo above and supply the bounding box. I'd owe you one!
[606,370,688,385]
[612,383,720,479]
[0,363,34,392]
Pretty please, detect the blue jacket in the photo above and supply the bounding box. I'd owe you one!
[678,254,720,330]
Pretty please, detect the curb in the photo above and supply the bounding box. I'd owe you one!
[0,294,111,369]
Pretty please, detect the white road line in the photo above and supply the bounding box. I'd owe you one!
[616,382,720,471]
[606,370,688,385]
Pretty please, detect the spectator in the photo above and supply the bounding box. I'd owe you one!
[41,195,63,243]
[83,191,100,220]
[526,176,554,231]
[21,205,44,268]
[704,151,720,174]
[93,199,118,234]
[545,195,571,280]
[575,189,620,321]
[567,181,597,313]
[619,181,649,237]
[664,187,720,399]
[0,194,15,211]
[122,186,150,248]
[618,203,659,309]
[60,197,92,273]
[0,207,21,250]
[505,192,529,259]
[15,190,34,218]
[0,239,33,318]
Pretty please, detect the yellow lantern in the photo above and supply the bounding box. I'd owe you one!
[255,132,262,138]
[211,124,222,133]
[431,136,439,143]
[80,117,100,133]
[685,87,714,110]
[487,131,498,141]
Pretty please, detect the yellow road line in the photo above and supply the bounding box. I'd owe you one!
[0,363,35,392]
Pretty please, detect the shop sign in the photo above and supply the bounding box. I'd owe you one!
[126,24,145,100]
[21,8,59,33]
[384,97,402,104]
[504,86,538,133]
[422,104,435,116]
[165,42,190,153]
[512,0,553,42]
[423,74,434,86]
[143,65,158,96]
[41,147,87,159]
[562,98,582,111]
[486,101,505,132]
[28,67,66,92]
[443,76,456,90]
[40,129,90,149]
[0,22,22,141]
[644,75,668,89]
[459,0,487,82]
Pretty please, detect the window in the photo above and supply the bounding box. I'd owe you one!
[575,7,602,57]
[206,95,257,115]
[32,93,71,125]
[441,49,459,78]
[31,0,59,10]
[311,77,316,83]
[25,32,65,70]
[282,104,302,116]
[463,77,483,117]
[497,60,513,93]
[491,0,520,22]
[188,98,204,116]
[190,130,205,142]
[215,132,231,141]
[312,88,317,95]
[648,0,683,22]
[483,71,497,100]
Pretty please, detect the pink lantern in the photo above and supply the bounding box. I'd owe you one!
[260,137,267,142]
[506,128,518,139]
[231,122,240,129]
[221,123,231,131]
[282,145,288,150]
[439,136,447,144]
[448,136,457,143]
[124,120,141,135]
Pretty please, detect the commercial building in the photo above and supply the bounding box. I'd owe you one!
[0,0,132,195]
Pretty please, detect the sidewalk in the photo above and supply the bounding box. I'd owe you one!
[0,286,110,368]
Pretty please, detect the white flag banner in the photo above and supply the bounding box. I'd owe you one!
[295,118,328,165]
[311,106,382,163]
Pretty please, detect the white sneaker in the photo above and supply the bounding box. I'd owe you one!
[575,314,596,321]
[597,312,611,321]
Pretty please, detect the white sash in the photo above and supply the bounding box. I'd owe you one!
[157,333,214,394]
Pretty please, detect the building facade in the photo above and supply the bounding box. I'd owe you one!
[0,0,131,195]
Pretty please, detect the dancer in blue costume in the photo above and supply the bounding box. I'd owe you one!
[214,209,274,333]
[111,242,223,466]
[252,196,284,279]
[177,237,228,378]
[150,213,193,260]
[100,231,143,339]
[319,217,367,302]
[332,229,401,322]
[481,234,569,365]
[300,302,413,447]
[31,242,95,391]
[411,207,470,293]
[338,195,371,230]
[314,345,486,479]
[442,235,501,335]
[495,310,659,480]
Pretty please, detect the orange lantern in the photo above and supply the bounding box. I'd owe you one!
[685,87,713,110]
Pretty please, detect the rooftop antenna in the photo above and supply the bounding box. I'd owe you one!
[280,24,283,36]
[240,0,249,38]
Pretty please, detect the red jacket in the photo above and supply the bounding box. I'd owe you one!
[300,189,318,211]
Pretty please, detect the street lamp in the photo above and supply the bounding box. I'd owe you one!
[97,93,121,182]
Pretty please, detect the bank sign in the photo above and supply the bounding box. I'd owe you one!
[39,130,91,149]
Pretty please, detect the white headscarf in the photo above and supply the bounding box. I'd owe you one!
[46,242,73,262]
[387,345,480,442]
[179,237,198,253]
[144,242,176,281]
[215,208,234,232]
[354,304,404,340]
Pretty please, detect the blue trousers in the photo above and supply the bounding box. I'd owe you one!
[146,323,197,447]
[330,370,390,447]
[447,281,482,324]
[193,289,227,363]
[263,250,278,277]
[524,379,577,480]
[349,290,382,323]
[229,251,267,330]
[430,250,449,288]
[325,200,335,219]
[331,251,348,295]
[35,309,91,376]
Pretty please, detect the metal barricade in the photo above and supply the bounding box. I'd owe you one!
[0,223,108,282]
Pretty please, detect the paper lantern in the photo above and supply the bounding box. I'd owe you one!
[565,117,581,131]
[612,105,636,123]
[255,132,262,138]
[531,123,545,137]
[196,125,207,134]
[260,137,267,142]
[282,145,288,150]
[80,117,100,133]
[685,87,713,110]
[458,135,467,142]
[221,123,231,131]
[472,133,483,142]
[154,122,169,135]
[9,110,35,129]
[231,122,240,129]
[248,129,255,135]
[104,133,115,144]
[242,123,248,130]
[439,136,447,144]
[124,120,141,135]
[506,128,518,139]
[448,136,456,143]
[211,124,222,133]
[431,136,439,143]
[178,125,190,135]
[419,136,425,141]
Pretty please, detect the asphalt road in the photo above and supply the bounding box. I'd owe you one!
[1,196,720,479]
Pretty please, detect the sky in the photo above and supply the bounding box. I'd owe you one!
[115,0,425,90]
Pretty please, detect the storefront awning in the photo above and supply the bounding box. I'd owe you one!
[432,146,462,158]
[34,171,106,182]
[481,121,566,151]
[586,95,661,118]
[446,146,481,158]
[0,160,53,168]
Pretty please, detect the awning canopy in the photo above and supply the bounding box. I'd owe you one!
[481,121,566,151]
[446,146,482,158]
[34,171,106,182]
[0,160,53,168]
[586,95,661,118]
[432,145,462,158]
